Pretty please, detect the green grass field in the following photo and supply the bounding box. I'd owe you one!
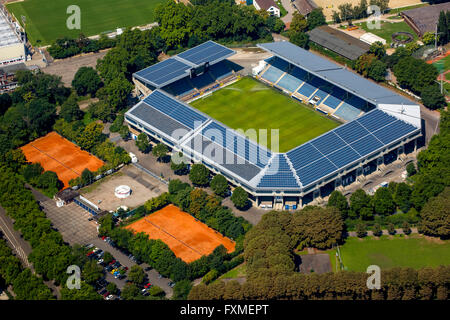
[332,235,450,272]
[190,77,340,152]
[7,0,165,46]
[357,21,418,45]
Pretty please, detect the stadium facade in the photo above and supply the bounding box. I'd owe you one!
[127,41,422,210]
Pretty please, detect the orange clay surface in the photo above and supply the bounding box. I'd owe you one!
[125,204,236,263]
[20,131,104,189]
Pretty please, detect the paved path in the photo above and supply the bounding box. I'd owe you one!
[0,207,32,268]
[280,0,294,24]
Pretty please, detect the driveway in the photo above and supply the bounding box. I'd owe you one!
[91,238,173,298]
[280,0,295,24]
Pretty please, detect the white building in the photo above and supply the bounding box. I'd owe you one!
[253,0,280,17]
[359,32,387,46]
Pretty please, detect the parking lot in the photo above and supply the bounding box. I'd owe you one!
[39,199,98,246]
[91,237,174,298]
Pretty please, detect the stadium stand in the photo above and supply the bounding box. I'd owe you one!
[333,102,362,121]
[257,154,300,188]
[209,61,233,81]
[162,78,195,98]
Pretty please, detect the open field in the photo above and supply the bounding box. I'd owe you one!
[125,204,236,263]
[190,77,339,152]
[6,0,165,45]
[333,235,450,272]
[80,166,160,212]
[20,131,104,189]
[357,21,418,45]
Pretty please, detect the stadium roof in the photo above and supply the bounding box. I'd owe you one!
[0,9,21,48]
[133,41,235,88]
[257,41,416,106]
[307,26,370,60]
[402,2,450,36]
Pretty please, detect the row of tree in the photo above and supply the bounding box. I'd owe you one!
[332,0,389,23]
[48,34,116,59]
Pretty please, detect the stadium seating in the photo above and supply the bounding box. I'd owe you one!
[191,72,216,90]
[321,87,347,109]
[209,61,232,80]
[275,73,303,92]
[261,57,289,84]
[333,102,362,122]
[162,78,195,97]
[296,82,317,99]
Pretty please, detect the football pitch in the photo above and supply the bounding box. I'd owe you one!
[6,0,165,46]
[190,77,340,152]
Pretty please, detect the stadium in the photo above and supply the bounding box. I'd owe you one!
[126,40,422,210]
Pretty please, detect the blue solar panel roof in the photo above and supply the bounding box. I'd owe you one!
[134,41,235,88]
[134,58,191,88]
[286,109,419,187]
[178,41,235,65]
[143,90,208,130]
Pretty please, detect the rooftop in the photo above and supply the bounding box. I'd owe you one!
[402,2,450,36]
[0,7,21,48]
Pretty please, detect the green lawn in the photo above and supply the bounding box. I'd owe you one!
[190,77,340,152]
[433,55,450,73]
[218,263,246,280]
[330,235,450,272]
[7,0,165,46]
[357,21,418,45]
[387,3,429,15]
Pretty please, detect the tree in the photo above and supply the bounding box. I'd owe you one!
[210,174,229,198]
[266,16,285,33]
[402,221,411,235]
[121,283,142,300]
[128,265,145,284]
[81,168,94,186]
[35,171,62,194]
[103,251,113,265]
[327,190,349,219]
[349,189,372,219]
[290,12,308,33]
[290,32,309,49]
[369,41,386,59]
[22,163,44,182]
[231,187,249,210]
[0,93,12,115]
[307,8,326,30]
[72,67,102,96]
[172,279,192,300]
[170,152,189,175]
[289,206,344,249]
[437,10,448,45]
[82,260,103,284]
[356,222,366,238]
[78,122,104,151]
[100,76,133,111]
[152,143,168,162]
[419,188,450,238]
[189,163,210,186]
[148,285,165,297]
[373,223,382,237]
[406,162,417,177]
[387,223,396,235]
[106,282,118,295]
[422,32,436,45]
[119,125,130,140]
[394,182,412,213]
[420,85,446,110]
[60,96,83,122]
[136,132,150,153]
[368,59,387,82]
[373,187,396,215]
[109,115,124,132]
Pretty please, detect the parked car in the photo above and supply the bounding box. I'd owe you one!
[106,295,114,300]
[144,283,152,289]
[168,281,175,288]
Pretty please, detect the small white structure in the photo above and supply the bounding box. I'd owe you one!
[359,32,387,45]
[115,185,131,199]
[129,152,138,163]
[253,0,280,17]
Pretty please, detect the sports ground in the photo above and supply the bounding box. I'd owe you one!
[328,235,450,272]
[190,77,339,152]
[7,0,165,45]
[20,131,104,189]
[125,204,236,263]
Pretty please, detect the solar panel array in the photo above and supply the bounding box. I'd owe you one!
[257,154,300,188]
[286,109,418,187]
[201,121,271,168]
[143,90,207,130]
[178,41,234,65]
[134,41,235,88]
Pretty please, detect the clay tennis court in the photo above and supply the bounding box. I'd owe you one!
[21,131,104,189]
[126,204,236,263]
